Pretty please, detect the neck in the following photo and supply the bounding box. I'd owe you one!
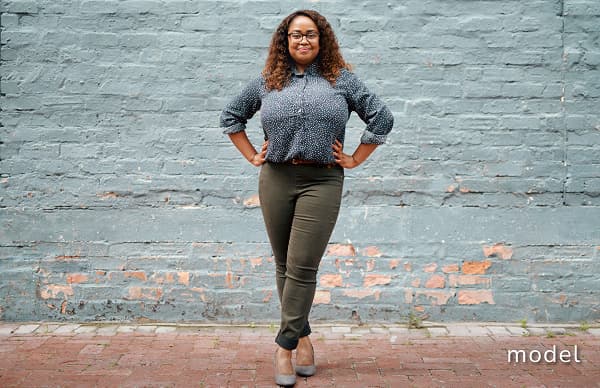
[295,63,306,74]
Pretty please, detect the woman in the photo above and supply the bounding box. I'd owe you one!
[220,10,393,386]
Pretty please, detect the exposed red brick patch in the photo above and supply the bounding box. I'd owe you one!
[423,263,437,273]
[459,187,470,193]
[225,272,234,288]
[411,278,421,287]
[249,257,262,267]
[61,300,68,314]
[320,274,343,288]
[124,271,146,281]
[178,272,190,286]
[414,305,425,312]
[40,285,74,299]
[243,194,260,207]
[446,184,456,192]
[425,275,445,289]
[389,259,399,269]
[483,243,513,260]
[127,287,163,301]
[442,264,459,273]
[343,289,381,300]
[66,274,88,284]
[448,275,491,288]
[458,290,494,305]
[96,270,106,276]
[416,290,453,305]
[363,274,391,287]
[404,262,412,272]
[462,260,492,274]
[313,290,331,304]
[263,290,273,303]
[327,244,356,256]
[363,246,382,257]
[366,259,376,271]
[151,272,177,285]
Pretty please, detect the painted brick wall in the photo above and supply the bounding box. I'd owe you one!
[1,0,599,324]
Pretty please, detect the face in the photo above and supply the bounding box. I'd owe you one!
[287,15,320,71]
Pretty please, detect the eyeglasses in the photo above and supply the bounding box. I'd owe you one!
[287,31,319,42]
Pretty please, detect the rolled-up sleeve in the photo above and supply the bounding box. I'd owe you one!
[220,76,263,135]
[341,70,394,145]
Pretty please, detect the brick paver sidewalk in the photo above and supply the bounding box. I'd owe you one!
[0,322,599,387]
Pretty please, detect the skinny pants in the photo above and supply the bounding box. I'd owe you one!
[258,162,344,350]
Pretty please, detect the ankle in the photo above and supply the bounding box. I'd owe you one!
[277,346,292,358]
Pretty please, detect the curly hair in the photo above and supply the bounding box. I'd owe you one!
[262,10,351,91]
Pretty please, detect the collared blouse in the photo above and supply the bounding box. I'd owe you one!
[220,62,394,164]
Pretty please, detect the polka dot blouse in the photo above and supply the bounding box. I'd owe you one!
[220,62,394,164]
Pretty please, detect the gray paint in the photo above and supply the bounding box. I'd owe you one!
[0,0,598,323]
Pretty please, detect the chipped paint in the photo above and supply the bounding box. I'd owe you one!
[483,243,513,260]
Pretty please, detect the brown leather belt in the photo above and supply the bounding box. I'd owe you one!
[287,158,337,168]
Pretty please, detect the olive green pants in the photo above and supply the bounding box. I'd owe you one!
[259,162,344,350]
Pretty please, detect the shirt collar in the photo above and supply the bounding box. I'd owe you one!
[292,61,319,76]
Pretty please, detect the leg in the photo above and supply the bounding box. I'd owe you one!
[258,163,295,303]
[259,163,298,384]
[276,168,344,350]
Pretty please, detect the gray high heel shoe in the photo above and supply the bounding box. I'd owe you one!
[295,342,316,377]
[274,348,296,386]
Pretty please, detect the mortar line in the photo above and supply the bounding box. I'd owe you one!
[560,0,568,206]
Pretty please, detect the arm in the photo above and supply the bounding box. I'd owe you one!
[333,141,377,169]
[228,131,268,167]
[333,71,394,169]
[220,77,267,165]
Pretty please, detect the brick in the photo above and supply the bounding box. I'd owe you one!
[415,291,454,305]
[482,244,513,260]
[458,290,495,305]
[363,274,392,287]
[363,246,382,257]
[39,285,74,299]
[462,261,492,275]
[53,324,81,335]
[448,275,491,288]
[486,326,511,336]
[427,327,449,337]
[442,264,459,273]
[313,290,331,304]
[320,274,343,288]
[66,273,89,284]
[505,326,528,336]
[14,324,40,334]
[425,275,446,289]
[342,289,381,301]
[126,287,163,301]
[327,244,356,257]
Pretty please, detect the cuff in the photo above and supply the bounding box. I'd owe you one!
[222,123,246,135]
[360,130,387,145]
